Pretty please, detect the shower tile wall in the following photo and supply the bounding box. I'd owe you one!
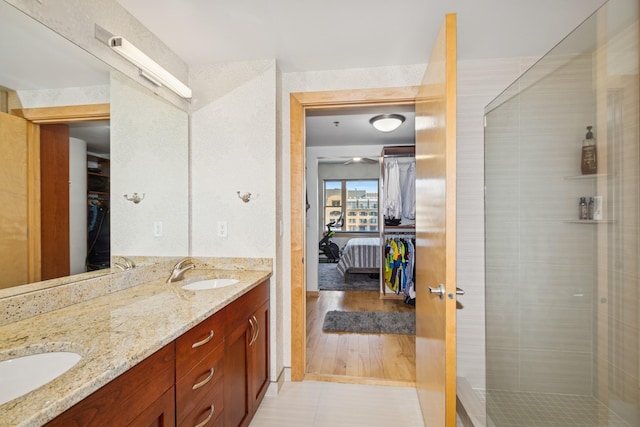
[592,15,640,421]
[485,53,597,395]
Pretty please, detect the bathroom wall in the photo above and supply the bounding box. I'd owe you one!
[189,59,280,384]
[190,60,277,259]
[485,53,597,395]
[110,72,189,257]
[593,10,639,422]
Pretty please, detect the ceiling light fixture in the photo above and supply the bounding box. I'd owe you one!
[369,114,405,132]
[108,36,192,99]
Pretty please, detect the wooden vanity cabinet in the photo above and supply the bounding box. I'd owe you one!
[45,343,176,427]
[45,281,269,427]
[223,281,270,427]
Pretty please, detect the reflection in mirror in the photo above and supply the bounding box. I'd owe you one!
[0,1,189,294]
[0,1,111,291]
[110,72,189,257]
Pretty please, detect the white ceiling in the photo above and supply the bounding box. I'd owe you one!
[116,0,606,148]
[2,0,608,151]
[116,0,606,72]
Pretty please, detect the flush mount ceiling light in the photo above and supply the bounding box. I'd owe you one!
[108,36,192,99]
[369,114,405,133]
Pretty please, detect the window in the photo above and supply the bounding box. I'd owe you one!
[323,179,378,233]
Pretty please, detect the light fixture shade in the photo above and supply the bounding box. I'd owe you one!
[109,36,192,99]
[369,114,405,132]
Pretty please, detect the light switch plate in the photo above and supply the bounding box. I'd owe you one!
[217,221,228,238]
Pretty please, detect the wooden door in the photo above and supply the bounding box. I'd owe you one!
[39,124,70,280]
[415,13,457,426]
[0,112,29,288]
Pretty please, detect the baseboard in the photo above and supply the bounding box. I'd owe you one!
[265,367,286,396]
[306,290,319,298]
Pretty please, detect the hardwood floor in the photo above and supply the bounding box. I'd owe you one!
[306,290,416,386]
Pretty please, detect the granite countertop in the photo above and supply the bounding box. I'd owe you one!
[0,268,271,427]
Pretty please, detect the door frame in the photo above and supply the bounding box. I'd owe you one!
[289,87,418,381]
[10,103,110,282]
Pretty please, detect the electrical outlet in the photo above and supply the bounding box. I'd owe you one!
[217,221,228,238]
[153,221,163,237]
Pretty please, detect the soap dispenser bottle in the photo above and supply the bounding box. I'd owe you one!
[581,126,597,175]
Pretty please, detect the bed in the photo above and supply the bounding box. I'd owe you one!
[336,237,380,283]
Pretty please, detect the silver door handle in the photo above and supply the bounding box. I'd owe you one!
[429,284,445,299]
[456,287,465,296]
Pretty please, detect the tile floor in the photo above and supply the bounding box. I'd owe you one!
[249,380,425,427]
[480,390,633,427]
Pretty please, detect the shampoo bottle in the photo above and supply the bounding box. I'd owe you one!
[581,126,597,174]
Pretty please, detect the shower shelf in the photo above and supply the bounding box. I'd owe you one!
[564,173,609,180]
[564,219,613,224]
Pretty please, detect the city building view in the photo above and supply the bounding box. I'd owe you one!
[323,180,378,232]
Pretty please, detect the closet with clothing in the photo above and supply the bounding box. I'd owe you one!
[379,145,416,302]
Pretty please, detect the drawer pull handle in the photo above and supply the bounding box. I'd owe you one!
[248,316,257,346]
[251,315,260,345]
[192,330,214,348]
[194,404,214,427]
[192,368,215,390]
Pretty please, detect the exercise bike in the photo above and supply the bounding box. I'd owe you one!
[319,213,343,262]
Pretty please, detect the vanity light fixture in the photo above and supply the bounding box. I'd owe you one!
[369,114,405,133]
[108,36,192,99]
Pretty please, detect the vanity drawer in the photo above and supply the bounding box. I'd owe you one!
[176,309,225,380]
[176,341,224,423]
[177,376,224,427]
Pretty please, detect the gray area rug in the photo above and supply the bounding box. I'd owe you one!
[322,310,415,335]
[318,263,379,291]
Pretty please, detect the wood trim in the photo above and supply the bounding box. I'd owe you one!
[290,86,418,382]
[292,87,418,108]
[27,123,41,283]
[290,93,306,382]
[13,104,110,124]
[444,13,458,426]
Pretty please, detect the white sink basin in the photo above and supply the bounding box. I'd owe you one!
[0,351,81,405]
[181,278,239,290]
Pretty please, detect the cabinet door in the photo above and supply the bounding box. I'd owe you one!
[128,386,175,427]
[224,319,251,427]
[249,301,269,412]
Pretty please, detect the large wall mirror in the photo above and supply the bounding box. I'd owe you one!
[0,1,189,293]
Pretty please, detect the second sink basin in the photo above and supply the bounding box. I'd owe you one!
[0,351,82,405]
[181,278,239,291]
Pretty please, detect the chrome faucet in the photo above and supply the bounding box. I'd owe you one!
[114,256,135,271]
[166,258,195,283]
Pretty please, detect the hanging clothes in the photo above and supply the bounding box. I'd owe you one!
[383,158,402,220]
[383,237,415,298]
[402,161,416,220]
